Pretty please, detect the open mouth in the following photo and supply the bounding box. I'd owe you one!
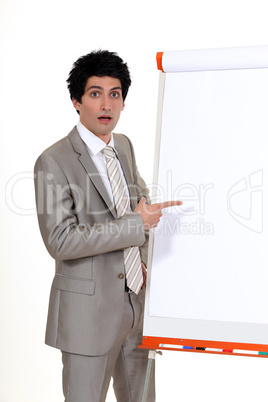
[98,116,112,123]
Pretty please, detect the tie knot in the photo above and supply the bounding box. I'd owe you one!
[102,146,116,159]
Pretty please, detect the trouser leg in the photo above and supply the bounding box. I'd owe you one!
[62,352,109,402]
[112,290,156,402]
[61,291,135,402]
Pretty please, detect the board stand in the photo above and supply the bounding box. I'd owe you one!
[141,350,162,402]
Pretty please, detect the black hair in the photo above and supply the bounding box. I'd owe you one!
[66,50,131,103]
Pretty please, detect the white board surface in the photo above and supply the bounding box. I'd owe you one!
[143,46,268,346]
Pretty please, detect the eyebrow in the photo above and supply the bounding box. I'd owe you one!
[86,85,122,92]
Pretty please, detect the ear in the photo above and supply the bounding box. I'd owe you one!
[121,101,125,112]
[72,98,81,112]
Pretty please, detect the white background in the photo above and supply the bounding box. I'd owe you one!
[1,0,268,401]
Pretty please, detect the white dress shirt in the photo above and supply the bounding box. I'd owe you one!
[76,121,130,206]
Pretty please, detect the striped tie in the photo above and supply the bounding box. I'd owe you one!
[102,146,143,294]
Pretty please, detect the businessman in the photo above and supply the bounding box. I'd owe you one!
[34,50,182,402]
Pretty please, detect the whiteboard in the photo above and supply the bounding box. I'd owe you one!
[143,46,268,350]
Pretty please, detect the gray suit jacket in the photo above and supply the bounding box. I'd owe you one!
[34,127,149,356]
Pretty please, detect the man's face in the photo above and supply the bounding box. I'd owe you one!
[72,76,125,143]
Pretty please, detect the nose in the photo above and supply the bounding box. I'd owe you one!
[101,95,111,111]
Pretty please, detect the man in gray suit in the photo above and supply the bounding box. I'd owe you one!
[34,50,181,402]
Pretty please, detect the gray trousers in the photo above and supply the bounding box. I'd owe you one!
[61,290,155,402]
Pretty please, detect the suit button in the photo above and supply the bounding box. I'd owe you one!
[118,273,125,279]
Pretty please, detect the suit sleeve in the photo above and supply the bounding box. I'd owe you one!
[34,153,146,261]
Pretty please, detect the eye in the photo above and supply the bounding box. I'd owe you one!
[111,92,120,98]
[90,91,99,98]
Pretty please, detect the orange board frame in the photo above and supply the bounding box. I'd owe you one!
[139,336,268,358]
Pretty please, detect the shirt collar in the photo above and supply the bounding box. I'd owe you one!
[77,121,115,156]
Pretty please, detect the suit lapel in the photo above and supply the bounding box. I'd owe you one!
[79,152,117,218]
[68,127,117,219]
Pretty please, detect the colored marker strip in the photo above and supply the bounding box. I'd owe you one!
[158,344,268,356]
[233,349,259,355]
[159,344,192,350]
[196,347,233,353]
[204,348,223,353]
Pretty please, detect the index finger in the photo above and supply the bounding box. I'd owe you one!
[156,200,183,210]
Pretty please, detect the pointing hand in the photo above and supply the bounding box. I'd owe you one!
[135,197,183,230]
